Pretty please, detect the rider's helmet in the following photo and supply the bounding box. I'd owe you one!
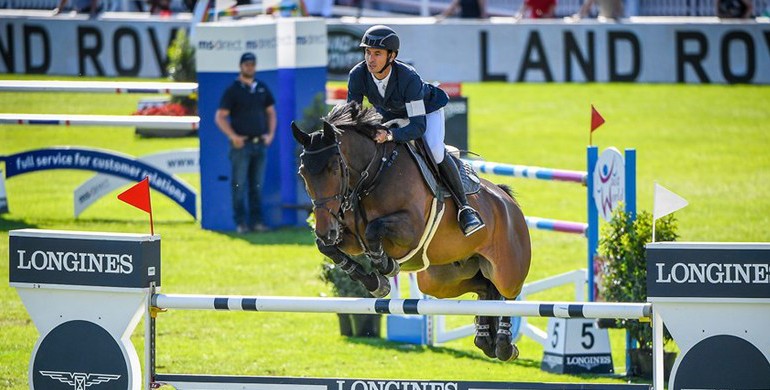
[359,25,400,52]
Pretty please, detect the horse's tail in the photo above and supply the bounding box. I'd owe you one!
[497,184,519,206]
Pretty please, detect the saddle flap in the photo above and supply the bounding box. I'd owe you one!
[405,143,481,198]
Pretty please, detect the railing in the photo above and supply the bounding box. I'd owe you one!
[0,0,189,12]
[1,0,768,16]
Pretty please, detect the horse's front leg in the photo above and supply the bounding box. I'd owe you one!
[364,212,415,277]
[316,239,391,297]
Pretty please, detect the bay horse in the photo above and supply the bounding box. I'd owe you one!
[292,102,531,361]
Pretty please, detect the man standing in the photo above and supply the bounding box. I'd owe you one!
[215,52,277,233]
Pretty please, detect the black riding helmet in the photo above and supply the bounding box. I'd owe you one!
[359,25,400,52]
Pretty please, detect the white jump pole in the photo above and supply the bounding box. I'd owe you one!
[0,113,199,130]
[152,294,652,320]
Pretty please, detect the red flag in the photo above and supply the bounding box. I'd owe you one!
[118,177,154,235]
[591,104,605,132]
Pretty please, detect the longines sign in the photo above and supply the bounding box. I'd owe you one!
[647,242,770,299]
[9,229,160,288]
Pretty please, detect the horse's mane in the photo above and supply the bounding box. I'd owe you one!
[323,101,383,139]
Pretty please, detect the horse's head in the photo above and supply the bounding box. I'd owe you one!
[292,102,384,246]
[292,120,346,246]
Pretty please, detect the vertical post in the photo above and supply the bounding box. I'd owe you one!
[144,285,155,390]
[586,146,598,302]
[624,149,637,219]
[652,310,664,390]
[624,148,637,375]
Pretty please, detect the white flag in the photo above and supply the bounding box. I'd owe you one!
[653,183,688,220]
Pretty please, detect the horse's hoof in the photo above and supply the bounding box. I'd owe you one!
[369,274,391,298]
[495,343,519,362]
[495,341,515,361]
[474,336,497,358]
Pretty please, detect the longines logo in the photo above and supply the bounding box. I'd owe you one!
[15,249,134,274]
[39,371,120,390]
[655,262,770,284]
[334,380,458,390]
[565,355,611,371]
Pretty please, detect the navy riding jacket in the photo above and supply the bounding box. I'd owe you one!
[347,60,449,143]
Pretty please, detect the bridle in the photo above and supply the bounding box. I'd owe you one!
[301,142,351,228]
[301,134,399,246]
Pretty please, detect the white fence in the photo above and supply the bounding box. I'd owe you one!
[0,0,189,11]
[2,0,769,16]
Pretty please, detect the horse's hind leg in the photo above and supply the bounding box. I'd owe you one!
[472,272,499,359]
[316,240,390,297]
[495,306,519,361]
[478,281,519,362]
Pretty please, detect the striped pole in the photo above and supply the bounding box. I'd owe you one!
[0,114,199,130]
[525,217,587,235]
[153,294,652,320]
[0,80,197,96]
[465,160,586,184]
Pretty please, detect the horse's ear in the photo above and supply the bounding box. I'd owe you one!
[322,121,336,141]
[291,121,310,147]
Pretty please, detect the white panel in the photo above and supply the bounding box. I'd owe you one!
[194,20,278,72]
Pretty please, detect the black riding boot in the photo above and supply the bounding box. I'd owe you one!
[438,156,485,236]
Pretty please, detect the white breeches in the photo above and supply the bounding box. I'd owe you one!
[424,108,446,163]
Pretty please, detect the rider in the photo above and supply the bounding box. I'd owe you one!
[347,25,484,236]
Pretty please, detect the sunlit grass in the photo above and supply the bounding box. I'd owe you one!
[1,77,768,389]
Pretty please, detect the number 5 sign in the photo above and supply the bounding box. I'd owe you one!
[541,318,614,374]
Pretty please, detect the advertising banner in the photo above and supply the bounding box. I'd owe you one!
[195,18,326,231]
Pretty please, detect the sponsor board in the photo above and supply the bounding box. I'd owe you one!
[3,147,197,218]
[541,318,613,374]
[647,243,770,299]
[156,375,647,389]
[9,229,160,288]
[2,14,768,84]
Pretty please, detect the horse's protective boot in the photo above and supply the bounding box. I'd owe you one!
[438,157,485,236]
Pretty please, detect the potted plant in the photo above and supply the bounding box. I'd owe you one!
[135,29,197,137]
[596,206,678,379]
[320,257,382,338]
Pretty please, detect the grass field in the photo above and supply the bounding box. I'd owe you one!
[1,75,769,389]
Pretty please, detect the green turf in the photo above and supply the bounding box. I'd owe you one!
[1,76,769,389]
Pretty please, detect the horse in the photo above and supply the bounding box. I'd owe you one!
[292,102,531,361]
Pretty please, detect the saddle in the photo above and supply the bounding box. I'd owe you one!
[405,142,481,199]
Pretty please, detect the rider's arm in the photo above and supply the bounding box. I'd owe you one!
[346,63,366,104]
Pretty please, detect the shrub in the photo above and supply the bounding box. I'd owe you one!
[597,206,678,348]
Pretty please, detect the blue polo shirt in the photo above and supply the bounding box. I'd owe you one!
[219,79,275,138]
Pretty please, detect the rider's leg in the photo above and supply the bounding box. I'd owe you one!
[425,109,484,236]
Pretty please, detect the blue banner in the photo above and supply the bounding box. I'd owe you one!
[1,147,197,218]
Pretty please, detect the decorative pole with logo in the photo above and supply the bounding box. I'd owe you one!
[9,229,160,390]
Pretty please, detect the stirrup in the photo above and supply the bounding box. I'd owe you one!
[458,206,485,236]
